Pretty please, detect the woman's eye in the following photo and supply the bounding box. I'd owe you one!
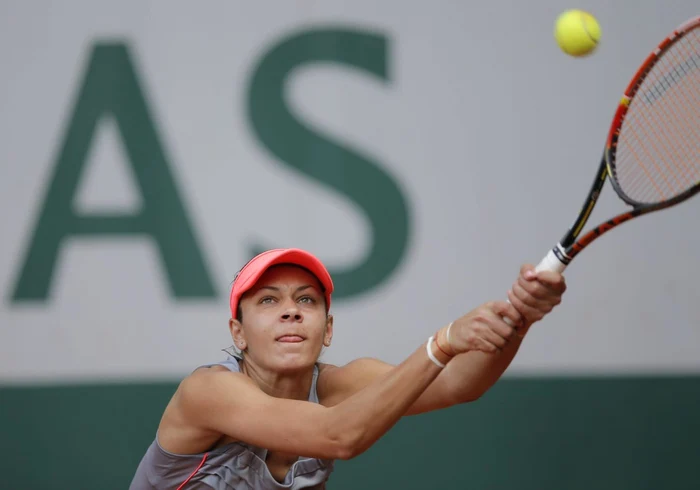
[298,296,315,304]
[260,297,275,304]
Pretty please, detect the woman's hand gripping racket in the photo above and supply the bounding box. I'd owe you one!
[507,16,700,327]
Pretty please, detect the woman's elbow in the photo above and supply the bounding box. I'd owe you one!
[325,425,368,460]
[333,439,369,461]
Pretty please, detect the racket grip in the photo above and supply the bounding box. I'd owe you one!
[535,248,568,273]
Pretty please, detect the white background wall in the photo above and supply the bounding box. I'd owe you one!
[1,0,698,383]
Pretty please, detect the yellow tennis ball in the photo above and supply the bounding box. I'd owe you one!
[554,9,601,57]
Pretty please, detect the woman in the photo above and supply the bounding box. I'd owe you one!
[130,248,566,489]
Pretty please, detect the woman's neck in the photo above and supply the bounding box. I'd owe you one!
[239,356,314,401]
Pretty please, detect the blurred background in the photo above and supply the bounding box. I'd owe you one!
[1,1,699,489]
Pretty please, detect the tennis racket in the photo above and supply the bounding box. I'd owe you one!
[536,15,700,274]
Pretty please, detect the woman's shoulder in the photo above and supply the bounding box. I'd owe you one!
[316,362,338,376]
[317,357,390,379]
[176,363,255,406]
[316,358,393,406]
[192,364,237,375]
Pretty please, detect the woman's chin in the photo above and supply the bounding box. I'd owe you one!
[271,350,318,373]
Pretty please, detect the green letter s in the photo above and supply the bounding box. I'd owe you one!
[248,28,411,299]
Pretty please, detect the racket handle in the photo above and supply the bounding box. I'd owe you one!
[535,248,568,273]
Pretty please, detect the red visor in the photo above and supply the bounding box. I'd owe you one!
[229,248,334,319]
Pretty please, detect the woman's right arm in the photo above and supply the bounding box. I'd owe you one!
[177,341,445,461]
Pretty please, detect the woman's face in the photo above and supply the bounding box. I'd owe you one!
[231,265,332,373]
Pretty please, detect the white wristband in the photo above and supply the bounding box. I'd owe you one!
[446,321,454,347]
[426,336,446,368]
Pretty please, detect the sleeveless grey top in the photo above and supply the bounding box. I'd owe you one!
[129,356,335,489]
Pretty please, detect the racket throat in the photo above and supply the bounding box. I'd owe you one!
[551,244,572,265]
[558,157,609,256]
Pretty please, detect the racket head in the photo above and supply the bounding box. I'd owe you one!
[605,16,700,209]
[545,16,700,271]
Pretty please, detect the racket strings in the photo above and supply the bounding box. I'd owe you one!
[621,41,698,199]
[614,27,700,204]
[644,34,699,185]
[654,34,700,184]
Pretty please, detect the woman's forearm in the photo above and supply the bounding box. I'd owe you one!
[438,325,531,404]
[326,340,449,458]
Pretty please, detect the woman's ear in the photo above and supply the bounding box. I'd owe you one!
[323,314,334,347]
[229,318,247,351]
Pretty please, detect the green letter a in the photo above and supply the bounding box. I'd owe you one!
[11,43,216,301]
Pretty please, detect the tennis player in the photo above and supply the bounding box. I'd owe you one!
[130,248,565,489]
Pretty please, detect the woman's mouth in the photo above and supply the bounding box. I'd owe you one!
[277,335,304,343]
